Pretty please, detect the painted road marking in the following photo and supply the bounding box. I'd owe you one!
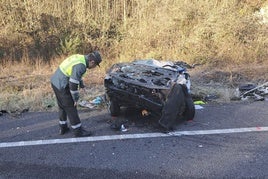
[0,126,268,148]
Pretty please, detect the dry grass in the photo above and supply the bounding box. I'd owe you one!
[190,62,268,103]
[1,0,268,112]
[0,58,106,113]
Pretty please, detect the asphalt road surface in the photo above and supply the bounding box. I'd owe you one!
[0,100,268,178]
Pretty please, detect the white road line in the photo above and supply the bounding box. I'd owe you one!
[0,127,268,148]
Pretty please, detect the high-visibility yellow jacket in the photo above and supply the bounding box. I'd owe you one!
[59,54,86,77]
[51,54,89,102]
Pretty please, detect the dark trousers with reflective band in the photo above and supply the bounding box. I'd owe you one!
[51,84,81,127]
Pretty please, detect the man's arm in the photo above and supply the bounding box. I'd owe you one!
[69,64,87,104]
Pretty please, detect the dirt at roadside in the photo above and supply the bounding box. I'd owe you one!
[188,63,268,103]
[1,62,267,114]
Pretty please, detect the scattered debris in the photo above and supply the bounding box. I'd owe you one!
[90,96,104,105]
[194,105,204,110]
[79,100,96,109]
[141,109,150,116]
[79,96,105,109]
[237,82,268,101]
[120,124,128,132]
[194,101,206,105]
[204,94,219,101]
[193,101,205,109]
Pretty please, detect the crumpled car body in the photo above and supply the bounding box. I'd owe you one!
[104,59,195,128]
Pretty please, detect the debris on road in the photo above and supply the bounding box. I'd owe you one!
[79,100,96,109]
[237,82,268,101]
[120,124,128,132]
[90,96,104,105]
[194,105,204,110]
[194,100,206,105]
[79,96,105,109]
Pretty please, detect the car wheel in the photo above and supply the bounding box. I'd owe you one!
[182,96,195,121]
[109,100,120,116]
[159,84,185,129]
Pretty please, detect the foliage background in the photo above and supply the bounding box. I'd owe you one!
[0,0,268,112]
[1,0,267,65]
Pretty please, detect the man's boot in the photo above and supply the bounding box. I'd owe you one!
[59,124,70,135]
[73,127,92,137]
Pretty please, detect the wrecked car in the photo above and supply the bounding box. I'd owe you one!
[104,59,195,130]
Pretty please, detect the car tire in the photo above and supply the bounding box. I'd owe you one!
[109,100,120,116]
[159,84,185,129]
[182,96,195,121]
[180,85,195,121]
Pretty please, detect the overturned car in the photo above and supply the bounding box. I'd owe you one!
[104,59,195,130]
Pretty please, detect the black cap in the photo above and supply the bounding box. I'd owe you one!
[91,51,102,67]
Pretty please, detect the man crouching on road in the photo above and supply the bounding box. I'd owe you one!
[51,51,102,137]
